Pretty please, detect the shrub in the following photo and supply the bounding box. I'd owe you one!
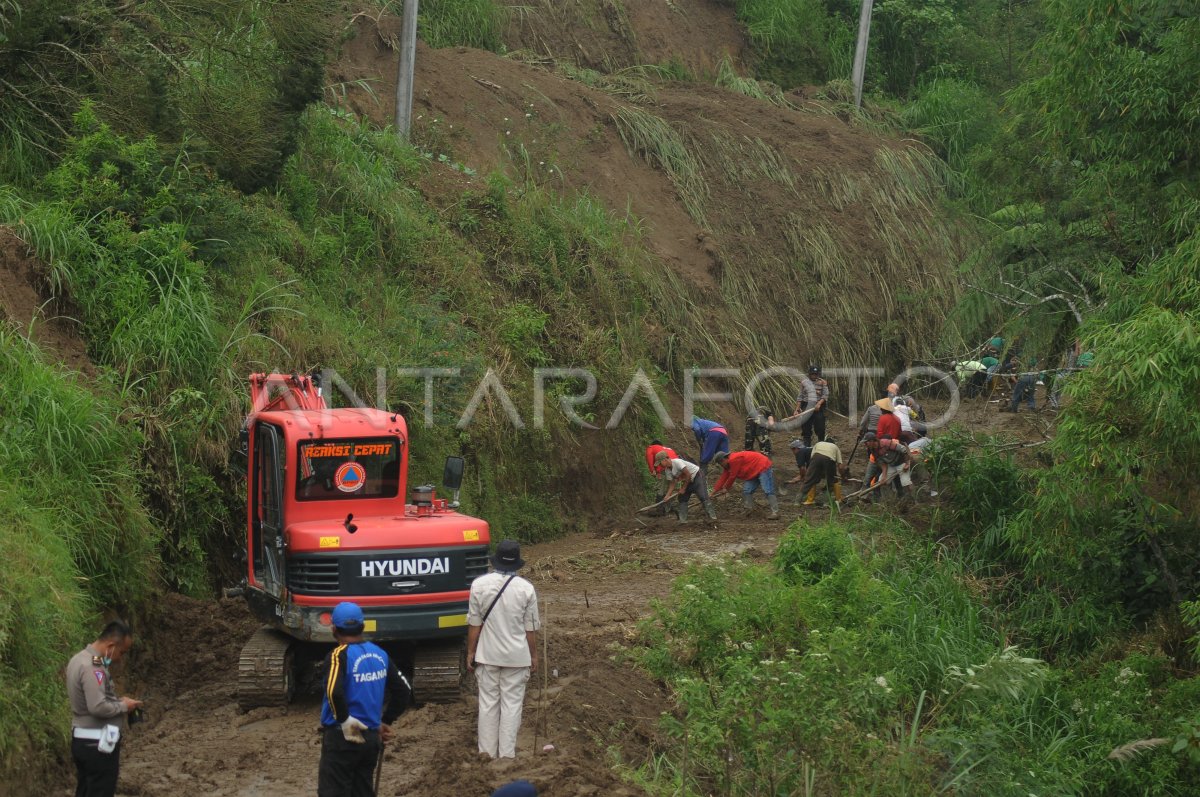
[774,519,854,585]
[902,77,999,175]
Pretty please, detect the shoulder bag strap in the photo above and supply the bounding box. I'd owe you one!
[480,574,516,628]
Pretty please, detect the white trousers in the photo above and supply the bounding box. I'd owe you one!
[475,663,530,758]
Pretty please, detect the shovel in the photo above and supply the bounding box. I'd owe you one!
[635,497,672,515]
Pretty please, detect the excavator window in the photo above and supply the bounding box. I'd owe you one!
[295,437,401,501]
[251,422,285,586]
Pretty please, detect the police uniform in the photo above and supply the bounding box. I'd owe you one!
[799,375,829,447]
[318,638,411,797]
[65,646,128,797]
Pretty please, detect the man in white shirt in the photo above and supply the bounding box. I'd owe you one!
[467,540,540,759]
[655,451,718,523]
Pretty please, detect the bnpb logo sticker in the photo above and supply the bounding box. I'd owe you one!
[334,462,367,493]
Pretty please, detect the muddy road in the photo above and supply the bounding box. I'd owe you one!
[70,503,806,797]
[42,397,1043,797]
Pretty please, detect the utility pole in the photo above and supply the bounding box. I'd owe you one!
[851,0,874,108]
[395,0,419,137]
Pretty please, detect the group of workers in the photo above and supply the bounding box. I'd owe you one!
[649,334,1100,520]
[66,540,542,797]
[644,366,937,522]
[954,336,1094,412]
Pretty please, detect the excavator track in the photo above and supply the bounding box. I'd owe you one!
[237,627,295,711]
[412,641,465,704]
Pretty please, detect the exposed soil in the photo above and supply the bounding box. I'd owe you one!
[0,226,96,376]
[328,10,947,311]
[500,0,748,78]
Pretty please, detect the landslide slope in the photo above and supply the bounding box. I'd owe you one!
[333,5,969,386]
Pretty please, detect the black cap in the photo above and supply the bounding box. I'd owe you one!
[491,540,526,571]
[808,364,821,375]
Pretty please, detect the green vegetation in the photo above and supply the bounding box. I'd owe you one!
[636,520,1200,794]
[0,328,157,764]
[723,0,855,87]
[719,0,1038,94]
[931,2,1200,665]
[0,3,688,767]
[419,0,506,50]
[0,0,336,190]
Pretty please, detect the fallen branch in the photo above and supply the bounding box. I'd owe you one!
[988,440,1048,453]
[471,75,503,91]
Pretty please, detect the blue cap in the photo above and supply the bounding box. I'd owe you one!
[491,781,537,797]
[331,602,364,631]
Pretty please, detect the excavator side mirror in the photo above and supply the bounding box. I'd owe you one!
[442,457,465,490]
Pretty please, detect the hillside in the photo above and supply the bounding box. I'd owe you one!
[2,0,1198,793]
[332,13,967,372]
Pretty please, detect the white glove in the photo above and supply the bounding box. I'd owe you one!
[341,716,368,743]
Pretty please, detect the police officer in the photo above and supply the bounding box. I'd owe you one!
[794,365,829,448]
[318,602,411,797]
[65,620,141,797]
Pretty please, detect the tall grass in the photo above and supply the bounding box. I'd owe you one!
[418,0,506,50]
[714,56,793,108]
[676,121,967,394]
[0,327,159,776]
[0,186,93,294]
[269,108,683,534]
[0,491,89,769]
[611,106,709,226]
[732,0,844,88]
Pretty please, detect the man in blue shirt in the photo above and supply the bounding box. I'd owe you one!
[318,602,411,797]
[691,416,730,473]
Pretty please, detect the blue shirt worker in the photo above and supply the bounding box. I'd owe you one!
[318,602,411,797]
[691,417,730,472]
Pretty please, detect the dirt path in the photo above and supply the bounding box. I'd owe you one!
[80,505,793,797]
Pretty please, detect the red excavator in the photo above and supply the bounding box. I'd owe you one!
[229,372,490,710]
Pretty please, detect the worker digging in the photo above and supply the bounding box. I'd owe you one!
[637,338,1071,519]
